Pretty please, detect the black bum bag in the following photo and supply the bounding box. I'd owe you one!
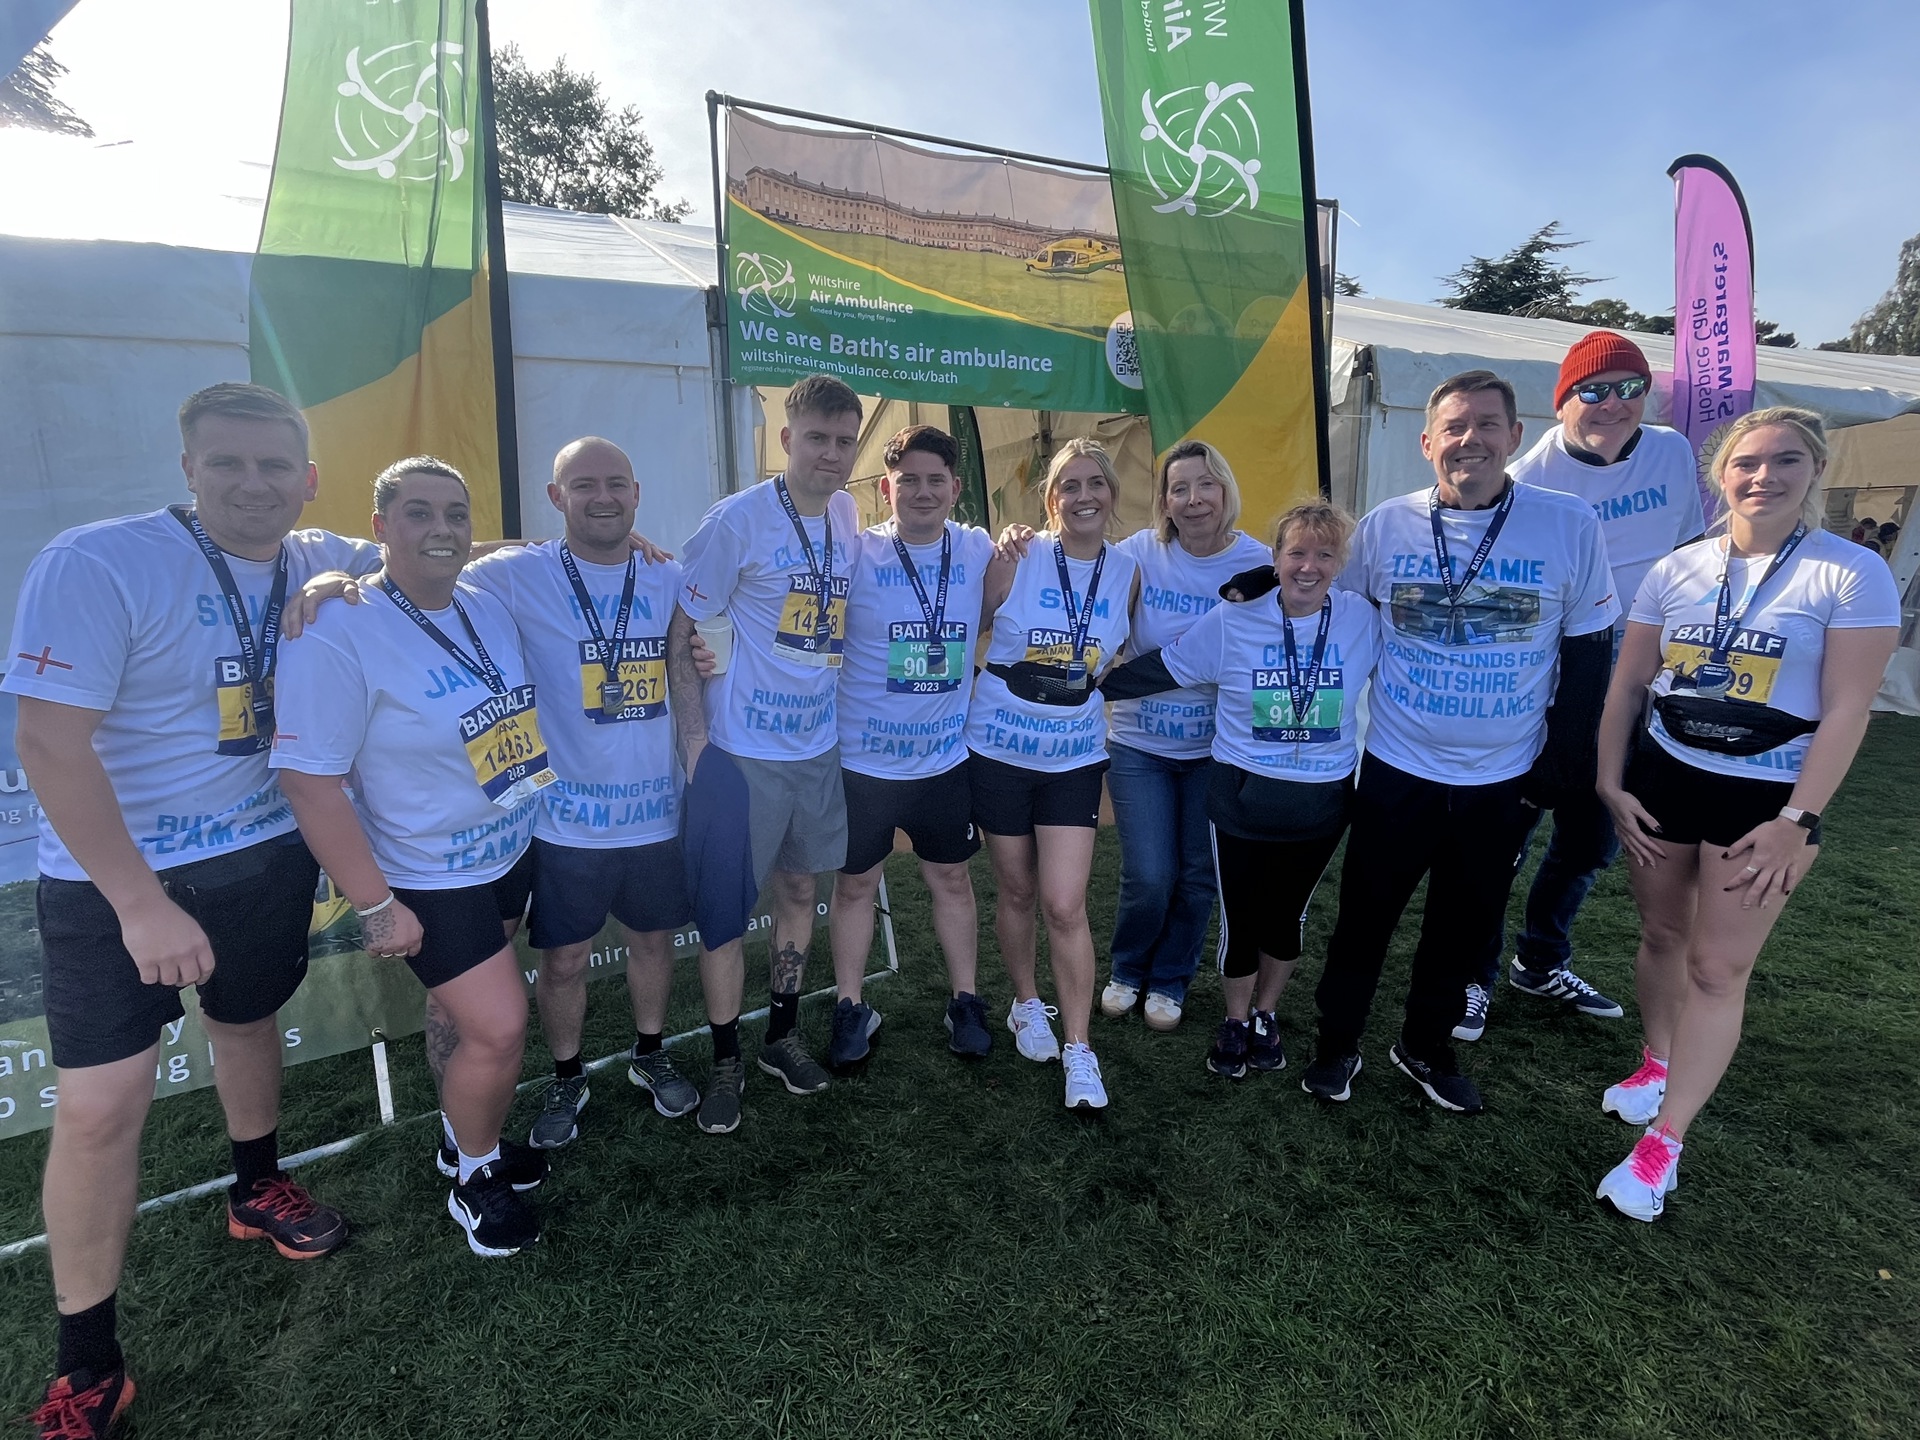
[987,661,1093,707]
[1651,692,1819,757]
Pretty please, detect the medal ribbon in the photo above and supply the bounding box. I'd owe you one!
[775,476,835,642]
[1281,595,1335,730]
[171,505,287,740]
[1427,482,1515,607]
[378,578,506,696]
[1708,524,1806,664]
[559,544,637,676]
[1050,537,1107,675]
[890,524,951,651]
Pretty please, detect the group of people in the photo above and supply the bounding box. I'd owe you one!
[11,331,1900,1435]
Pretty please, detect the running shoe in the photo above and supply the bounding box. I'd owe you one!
[446,1160,540,1257]
[1596,1125,1683,1222]
[1453,983,1491,1042]
[1248,1010,1286,1073]
[696,1055,746,1135]
[1508,960,1624,1018]
[1206,1017,1250,1079]
[757,1034,831,1095]
[1389,1043,1484,1114]
[1098,980,1139,1018]
[226,1173,348,1259]
[1063,1042,1108,1110]
[628,1046,700,1118]
[945,992,993,1057]
[1602,1048,1669,1126]
[1143,993,1184,1032]
[527,1073,590,1149]
[33,1367,134,1440]
[436,1137,549,1193]
[827,997,882,1070]
[1007,997,1061,1063]
[1301,1049,1363,1102]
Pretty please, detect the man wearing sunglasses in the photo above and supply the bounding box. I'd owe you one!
[1456,331,1704,1043]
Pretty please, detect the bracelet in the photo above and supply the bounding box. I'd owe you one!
[354,893,395,918]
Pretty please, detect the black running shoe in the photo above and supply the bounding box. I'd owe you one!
[1389,1042,1483,1114]
[1206,1017,1250,1079]
[827,997,881,1070]
[1301,1049,1363,1102]
[33,1366,134,1440]
[446,1160,540,1258]
[1248,1010,1286,1073]
[944,992,992,1057]
[1508,960,1624,1018]
[435,1136,549,1192]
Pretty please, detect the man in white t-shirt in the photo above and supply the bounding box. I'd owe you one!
[463,438,701,1148]
[5,384,379,1436]
[667,375,863,1134]
[1300,370,1619,1114]
[1456,332,1707,1042]
[827,424,997,1069]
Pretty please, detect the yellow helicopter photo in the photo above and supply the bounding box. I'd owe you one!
[1025,235,1124,277]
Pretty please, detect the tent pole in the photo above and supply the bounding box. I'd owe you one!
[707,91,740,495]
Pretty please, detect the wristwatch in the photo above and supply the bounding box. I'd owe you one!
[1779,806,1820,831]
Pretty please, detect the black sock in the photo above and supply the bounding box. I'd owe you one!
[766,991,799,1043]
[55,1294,121,1378]
[230,1128,279,1197]
[554,1053,584,1081]
[633,1031,662,1056]
[711,1018,740,1063]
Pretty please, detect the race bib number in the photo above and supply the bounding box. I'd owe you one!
[214,656,270,756]
[576,636,668,722]
[1022,628,1103,674]
[1663,625,1784,704]
[887,620,966,695]
[1250,667,1344,744]
[773,574,850,667]
[459,684,557,808]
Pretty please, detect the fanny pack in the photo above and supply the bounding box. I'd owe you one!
[1207,764,1351,843]
[1650,692,1818,757]
[987,661,1093,708]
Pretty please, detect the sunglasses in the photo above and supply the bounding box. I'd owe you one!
[1574,376,1650,404]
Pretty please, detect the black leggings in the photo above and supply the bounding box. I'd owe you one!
[1209,824,1345,979]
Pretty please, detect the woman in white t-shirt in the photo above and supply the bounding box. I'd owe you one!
[1591,408,1900,1222]
[966,439,1138,1111]
[1101,441,1272,1034]
[1103,501,1379,1080]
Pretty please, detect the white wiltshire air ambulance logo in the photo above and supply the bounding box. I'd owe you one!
[1138,81,1261,217]
[734,252,798,319]
[333,41,472,182]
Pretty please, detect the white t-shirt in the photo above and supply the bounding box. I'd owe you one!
[675,478,861,762]
[270,581,547,888]
[837,520,996,779]
[1162,587,1381,781]
[463,542,683,848]
[1339,483,1620,783]
[966,535,1138,773]
[1110,528,1273,760]
[1,509,380,881]
[1513,424,1705,643]
[1633,528,1901,781]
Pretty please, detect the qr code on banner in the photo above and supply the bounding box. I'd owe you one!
[1106,311,1143,391]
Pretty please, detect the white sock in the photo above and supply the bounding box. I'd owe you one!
[441,1111,457,1149]
[456,1143,501,1185]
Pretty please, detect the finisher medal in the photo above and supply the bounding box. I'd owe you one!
[600,675,627,716]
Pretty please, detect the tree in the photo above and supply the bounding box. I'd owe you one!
[1437,222,1601,318]
[1561,297,1673,336]
[0,43,92,137]
[493,44,687,221]
[1333,272,1363,297]
[1755,320,1798,349]
[1828,232,1920,356]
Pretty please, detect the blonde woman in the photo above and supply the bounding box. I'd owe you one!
[1592,408,1899,1221]
[967,439,1139,1110]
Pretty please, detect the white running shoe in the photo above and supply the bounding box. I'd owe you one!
[1007,997,1062,1062]
[1596,1125,1683,1222]
[1099,981,1139,1018]
[1142,994,1184,1032]
[1063,1043,1108,1110]
[1602,1048,1669,1125]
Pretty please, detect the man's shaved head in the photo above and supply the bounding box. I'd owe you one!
[553,435,632,485]
[548,436,639,559]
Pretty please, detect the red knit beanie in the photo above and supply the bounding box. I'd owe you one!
[1556,331,1651,409]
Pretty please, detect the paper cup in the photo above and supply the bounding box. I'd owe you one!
[694,614,734,675]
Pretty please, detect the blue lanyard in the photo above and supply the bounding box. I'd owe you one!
[1051,538,1106,676]
[559,544,637,670]
[379,578,505,695]
[891,525,951,648]
[172,505,286,737]
[1281,595,1334,727]
[775,476,834,641]
[1709,525,1805,664]
[1428,483,1515,606]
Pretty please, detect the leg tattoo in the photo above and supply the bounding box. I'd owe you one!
[772,939,806,997]
[424,998,459,1093]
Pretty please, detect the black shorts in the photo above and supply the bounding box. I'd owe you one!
[39,835,320,1069]
[1624,737,1823,849]
[841,762,981,874]
[528,835,692,949]
[393,849,535,990]
[968,751,1108,836]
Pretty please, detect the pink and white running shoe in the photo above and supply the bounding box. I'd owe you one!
[1602,1048,1668,1126]
[1596,1125,1683,1222]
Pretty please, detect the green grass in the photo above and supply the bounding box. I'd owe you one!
[3,715,1917,1438]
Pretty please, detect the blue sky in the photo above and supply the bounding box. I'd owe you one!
[34,0,1920,344]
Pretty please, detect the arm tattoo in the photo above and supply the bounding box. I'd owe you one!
[771,939,807,997]
[666,605,709,764]
[361,906,400,956]
[424,997,459,1089]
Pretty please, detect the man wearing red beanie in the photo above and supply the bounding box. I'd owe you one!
[1455,330,1705,1043]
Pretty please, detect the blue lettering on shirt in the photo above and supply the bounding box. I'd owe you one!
[1038,587,1112,617]
[1594,485,1668,523]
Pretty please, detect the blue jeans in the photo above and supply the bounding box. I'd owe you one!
[1475,785,1620,986]
[1106,744,1215,1004]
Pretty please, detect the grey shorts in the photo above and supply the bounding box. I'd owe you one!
[737,748,849,893]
